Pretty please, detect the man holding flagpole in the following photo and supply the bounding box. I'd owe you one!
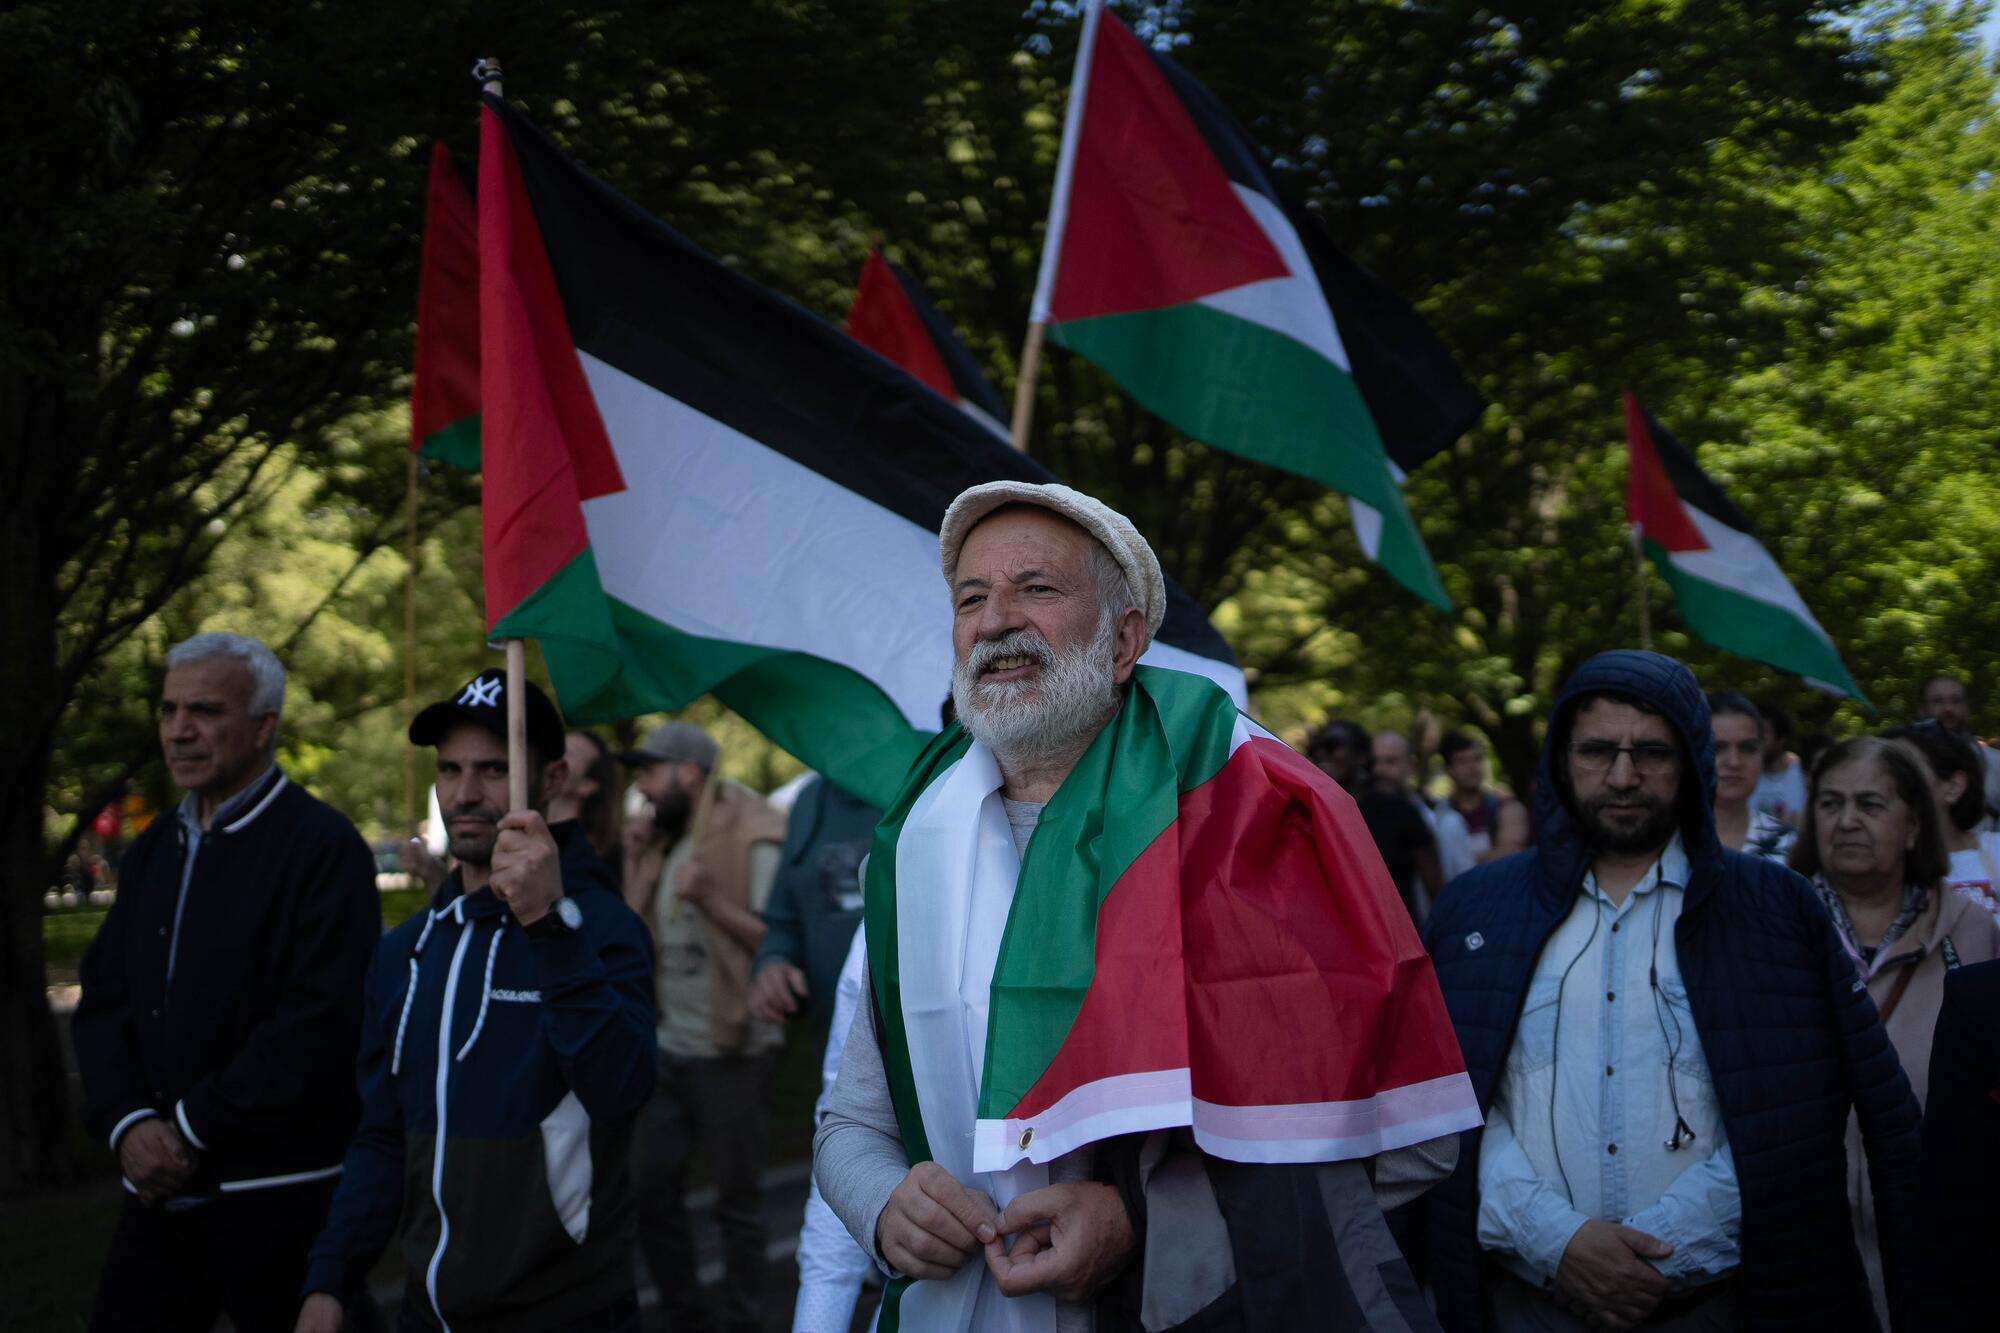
[297,670,657,1333]
[814,482,1479,1331]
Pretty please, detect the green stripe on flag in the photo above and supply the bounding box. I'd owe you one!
[1053,304,1449,610]
[980,669,1240,1117]
[494,549,931,805]
[417,414,482,471]
[1643,539,1868,704]
[862,670,1243,1332]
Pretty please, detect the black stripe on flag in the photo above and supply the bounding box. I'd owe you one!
[1144,49,1485,476]
[884,257,1009,421]
[492,100,1236,667]
[1638,407,1756,536]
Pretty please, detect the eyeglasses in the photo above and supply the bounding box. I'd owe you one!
[1569,740,1681,775]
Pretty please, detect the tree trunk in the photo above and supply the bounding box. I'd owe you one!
[0,784,73,1193]
[0,515,78,1192]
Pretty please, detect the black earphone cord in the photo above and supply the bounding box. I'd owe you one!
[1549,863,1697,1206]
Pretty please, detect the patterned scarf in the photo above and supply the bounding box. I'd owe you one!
[1816,876,1927,975]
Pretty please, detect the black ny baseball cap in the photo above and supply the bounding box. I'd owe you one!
[409,668,566,760]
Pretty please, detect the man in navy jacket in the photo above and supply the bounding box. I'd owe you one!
[298,669,657,1333]
[74,632,380,1332]
[1416,651,1920,1331]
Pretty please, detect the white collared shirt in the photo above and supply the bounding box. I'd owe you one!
[1477,833,1741,1287]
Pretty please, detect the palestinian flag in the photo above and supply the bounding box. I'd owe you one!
[1624,391,1866,701]
[846,248,1008,439]
[866,667,1479,1328]
[1029,1,1482,611]
[475,99,1245,808]
[410,141,481,470]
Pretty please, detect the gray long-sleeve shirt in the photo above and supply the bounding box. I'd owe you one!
[813,967,1460,1330]
[813,973,1098,1330]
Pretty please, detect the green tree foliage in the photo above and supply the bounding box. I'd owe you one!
[1710,7,2000,732]
[1161,1,1892,791]
[11,0,1996,1192]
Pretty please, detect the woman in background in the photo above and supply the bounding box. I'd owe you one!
[1709,692,1795,861]
[549,727,623,886]
[1791,736,2000,1326]
[1886,720,2000,921]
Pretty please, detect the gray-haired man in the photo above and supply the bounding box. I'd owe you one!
[815,484,1473,1332]
[72,632,380,1331]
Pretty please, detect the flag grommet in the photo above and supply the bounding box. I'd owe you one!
[1018,1127,1034,1150]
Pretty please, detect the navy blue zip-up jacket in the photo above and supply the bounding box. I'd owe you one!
[304,822,656,1332]
[73,766,380,1193]
[1417,652,1920,1332]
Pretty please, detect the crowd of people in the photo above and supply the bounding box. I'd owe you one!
[64,482,2000,1333]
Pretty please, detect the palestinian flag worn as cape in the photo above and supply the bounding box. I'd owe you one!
[1029,2,1483,611]
[474,99,1245,808]
[865,667,1480,1326]
[410,141,481,471]
[1624,392,1865,701]
[847,248,1008,439]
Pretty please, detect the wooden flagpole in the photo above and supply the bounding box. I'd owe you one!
[403,449,419,833]
[505,640,529,811]
[1010,2,1101,455]
[1632,526,1653,652]
[1008,320,1047,454]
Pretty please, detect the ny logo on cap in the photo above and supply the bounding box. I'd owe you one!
[459,677,503,709]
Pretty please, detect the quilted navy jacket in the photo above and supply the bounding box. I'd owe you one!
[1416,652,1921,1332]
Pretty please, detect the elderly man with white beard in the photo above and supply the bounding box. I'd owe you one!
[813,482,1480,1333]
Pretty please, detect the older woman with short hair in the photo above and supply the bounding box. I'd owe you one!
[1792,735,2000,1326]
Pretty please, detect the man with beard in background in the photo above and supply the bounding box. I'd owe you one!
[1415,652,1920,1332]
[815,482,1477,1332]
[620,722,788,1333]
[1917,673,2000,829]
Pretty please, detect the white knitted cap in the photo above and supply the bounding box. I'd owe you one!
[938,481,1166,639]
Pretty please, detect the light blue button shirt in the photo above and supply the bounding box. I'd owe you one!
[1476,834,1740,1288]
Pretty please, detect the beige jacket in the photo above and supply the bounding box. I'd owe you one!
[1846,885,2000,1325]
[630,780,787,1052]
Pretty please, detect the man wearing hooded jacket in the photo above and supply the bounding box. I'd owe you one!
[1416,651,1920,1332]
[297,670,656,1332]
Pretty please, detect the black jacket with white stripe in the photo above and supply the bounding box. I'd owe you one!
[73,765,380,1195]
[304,824,656,1331]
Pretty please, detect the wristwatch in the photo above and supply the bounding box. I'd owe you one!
[526,895,583,939]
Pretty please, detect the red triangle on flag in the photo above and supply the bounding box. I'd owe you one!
[1624,390,1709,554]
[411,142,480,452]
[1049,11,1290,324]
[847,248,957,403]
[477,103,625,631]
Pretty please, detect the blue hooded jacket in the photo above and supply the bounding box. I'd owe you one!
[1417,651,1920,1332]
[305,822,656,1331]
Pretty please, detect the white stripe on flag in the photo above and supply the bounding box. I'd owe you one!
[576,351,1246,723]
[1193,186,1352,373]
[579,352,951,731]
[1135,644,1249,710]
[1671,507,1838,644]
